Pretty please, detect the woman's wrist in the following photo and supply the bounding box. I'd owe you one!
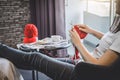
[75,41,83,49]
[89,28,104,39]
[89,28,96,34]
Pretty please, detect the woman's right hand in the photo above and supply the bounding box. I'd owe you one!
[78,24,104,39]
[78,24,93,34]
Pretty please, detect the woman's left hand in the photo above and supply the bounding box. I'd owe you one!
[69,28,82,48]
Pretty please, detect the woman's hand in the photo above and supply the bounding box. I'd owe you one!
[78,24,104,39]
[69,28,82,48]
[78,24,93,34]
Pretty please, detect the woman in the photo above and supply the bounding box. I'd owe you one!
[0,0,120,80]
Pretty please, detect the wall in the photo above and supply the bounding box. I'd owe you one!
[0,0,30,48]
[65,0,87,56]
[84,11,109,45]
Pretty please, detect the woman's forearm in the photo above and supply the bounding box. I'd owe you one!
[90,29,104,39]
[76,42,98,64]
[78,24,104,39]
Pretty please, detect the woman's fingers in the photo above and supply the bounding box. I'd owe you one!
[69,29,81,41]
[78,25,92,34]
[79,27,85,31]
[70,28,77,35]
[69,29,82,47]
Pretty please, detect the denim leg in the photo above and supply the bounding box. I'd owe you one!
[0,44,78,80]
[29,53,76,80]
[56,58,75,64]
[0,43,34,69]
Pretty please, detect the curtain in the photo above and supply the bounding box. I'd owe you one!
[30,0,67,57]
[30,0,66,39]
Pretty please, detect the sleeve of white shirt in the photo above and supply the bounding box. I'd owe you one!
[110,37,120,53]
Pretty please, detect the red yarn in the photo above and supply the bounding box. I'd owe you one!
[23,24,38,43]
[23,37,37,43]
[74,25,87,39]
[72,25,87,60]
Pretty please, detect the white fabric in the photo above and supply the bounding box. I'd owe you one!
[92,14,120,58]
[93,31,120,58]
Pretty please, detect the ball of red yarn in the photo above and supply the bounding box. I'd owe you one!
[24,24,38,38]
[23,24,38,43]
[23,37,37,43]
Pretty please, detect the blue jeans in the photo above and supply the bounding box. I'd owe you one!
[0,43,120,80]
[0,44,77,80]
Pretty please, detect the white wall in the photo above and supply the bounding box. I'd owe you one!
[65,0,87,56]
[84,11,109,45]
[65,0,114,56]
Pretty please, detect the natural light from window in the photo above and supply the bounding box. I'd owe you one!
[65,0,115,56]
[87,0,110,17]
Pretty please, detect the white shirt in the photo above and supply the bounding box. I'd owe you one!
[93,31,120,58]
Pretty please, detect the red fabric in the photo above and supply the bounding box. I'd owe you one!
[72,25,87,60]
[74,25,87,39]
[23,24,38,43]
[23,37,37,43]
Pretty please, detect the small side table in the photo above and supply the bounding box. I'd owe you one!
[17,40,71,80]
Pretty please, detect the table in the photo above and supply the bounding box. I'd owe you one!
[17,39,71,50]
[17,39,71,57]
[17,39,71,80]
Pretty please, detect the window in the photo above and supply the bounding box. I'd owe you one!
[86,0,110,17]
[65,0,116,54]
[84,0,115,45]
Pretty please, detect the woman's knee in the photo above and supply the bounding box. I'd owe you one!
[74,62,102,79]
[74,62,110,80]
[75,62,88,72]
